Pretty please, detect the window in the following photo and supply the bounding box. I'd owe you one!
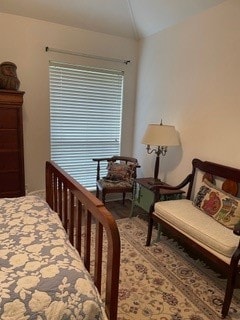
[49,61,124,190]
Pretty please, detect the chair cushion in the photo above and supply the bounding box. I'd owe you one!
[97,179,133,189]
[154,199,240,258]
[193,179,240,229]
[105,162,135,182]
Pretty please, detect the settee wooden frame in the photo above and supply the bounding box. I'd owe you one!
[146,158,240,318]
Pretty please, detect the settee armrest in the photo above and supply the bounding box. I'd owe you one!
[233,222,240,236]
[149,173,193,192]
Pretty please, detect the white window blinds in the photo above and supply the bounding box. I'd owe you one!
[49,61,124,190]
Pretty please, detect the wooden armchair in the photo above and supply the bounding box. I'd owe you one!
[92,156,140,204]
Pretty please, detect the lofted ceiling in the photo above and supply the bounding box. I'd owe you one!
[0,0,227,40]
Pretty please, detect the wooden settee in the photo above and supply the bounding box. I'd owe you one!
[146,158,240,318]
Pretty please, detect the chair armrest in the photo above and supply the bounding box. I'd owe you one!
[233,222,240,236]
[92,158,112,181]
[92,157,112,162]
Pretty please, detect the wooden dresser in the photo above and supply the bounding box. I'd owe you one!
[0,90,25,197]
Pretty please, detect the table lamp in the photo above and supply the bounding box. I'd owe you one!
[141,122,180,182]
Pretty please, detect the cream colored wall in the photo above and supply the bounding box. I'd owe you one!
[134,0,240,185]
[0,13,138,192]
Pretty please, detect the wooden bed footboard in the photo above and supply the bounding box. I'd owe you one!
[45,161,120,320]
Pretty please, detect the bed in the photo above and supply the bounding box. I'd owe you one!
[0,161,121,320]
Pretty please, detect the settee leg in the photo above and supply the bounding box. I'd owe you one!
[222,284,234,318]
[146,216,153,246]
[221,250,240,318]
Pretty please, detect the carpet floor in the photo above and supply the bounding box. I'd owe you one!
[114,217,240,320]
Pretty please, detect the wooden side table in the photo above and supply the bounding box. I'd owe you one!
[130,177,185,217]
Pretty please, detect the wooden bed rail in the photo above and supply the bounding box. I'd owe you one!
[45,161,120,320]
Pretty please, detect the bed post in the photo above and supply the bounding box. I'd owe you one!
[45,161,53,208]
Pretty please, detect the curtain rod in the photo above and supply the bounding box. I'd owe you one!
[45,47,130,65]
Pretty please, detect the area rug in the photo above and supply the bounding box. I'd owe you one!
[115,217,240,320]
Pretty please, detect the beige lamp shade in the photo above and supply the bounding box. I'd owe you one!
[141,124,180,147]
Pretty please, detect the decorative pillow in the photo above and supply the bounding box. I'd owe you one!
[193,179,240,229]
[105,162,135,182]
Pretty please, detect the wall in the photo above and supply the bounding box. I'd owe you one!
[134,0,240,186]
[0,13,138,192]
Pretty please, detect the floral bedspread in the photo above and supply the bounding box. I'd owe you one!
[0,196,108,320]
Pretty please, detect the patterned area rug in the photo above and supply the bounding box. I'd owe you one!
[115,217,240,320]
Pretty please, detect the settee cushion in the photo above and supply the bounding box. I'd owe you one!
[193,179,240,229]
[154,199,240,258]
